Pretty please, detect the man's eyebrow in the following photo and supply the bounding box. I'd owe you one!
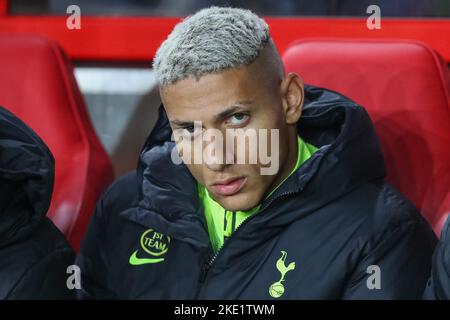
[170,119,195,127]
[215,100,254,121]
[170,100,254,127]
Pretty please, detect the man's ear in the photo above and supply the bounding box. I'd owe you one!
[280,72,304,125]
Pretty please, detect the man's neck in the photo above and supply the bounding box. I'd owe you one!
[265,132,299,197]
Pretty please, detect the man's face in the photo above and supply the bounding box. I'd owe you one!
[160,55,302,211]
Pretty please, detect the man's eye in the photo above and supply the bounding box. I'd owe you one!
[181,125,203,138]
[228,113,249,126]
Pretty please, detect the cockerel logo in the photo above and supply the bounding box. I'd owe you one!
[268,251,296,298]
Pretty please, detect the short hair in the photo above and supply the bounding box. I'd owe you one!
[153,6,283,86]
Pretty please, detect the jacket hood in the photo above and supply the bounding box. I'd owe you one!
[131,85,386,246]
[0,107,54,247]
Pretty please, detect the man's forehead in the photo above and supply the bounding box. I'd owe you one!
[161,66,251,96]
[160,70,257,119]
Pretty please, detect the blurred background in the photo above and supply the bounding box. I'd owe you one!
[8,0,450,17]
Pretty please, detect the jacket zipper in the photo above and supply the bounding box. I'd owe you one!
[196,188,301,288]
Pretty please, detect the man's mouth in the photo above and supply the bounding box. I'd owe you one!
[210,177,247,197]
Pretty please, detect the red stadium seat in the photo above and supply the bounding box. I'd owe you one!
[0,34,114,250]
[283,39,450,235]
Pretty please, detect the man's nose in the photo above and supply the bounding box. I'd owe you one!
[203,137,234,172]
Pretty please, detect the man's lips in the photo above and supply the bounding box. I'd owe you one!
[210,177,247,197]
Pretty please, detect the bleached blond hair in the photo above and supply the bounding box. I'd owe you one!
[153,6,284,86]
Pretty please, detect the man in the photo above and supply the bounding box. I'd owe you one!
[0,107,75,299]
[77,6,437,299]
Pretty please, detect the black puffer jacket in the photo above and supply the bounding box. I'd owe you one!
[423,217,450,299]
[77,86,437,299]
[0,107,75,299]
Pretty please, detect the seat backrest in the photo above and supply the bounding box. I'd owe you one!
[283,39,450,235]
[0,34,114,250]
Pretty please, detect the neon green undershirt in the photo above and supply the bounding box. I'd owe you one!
[198,136,318,253]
